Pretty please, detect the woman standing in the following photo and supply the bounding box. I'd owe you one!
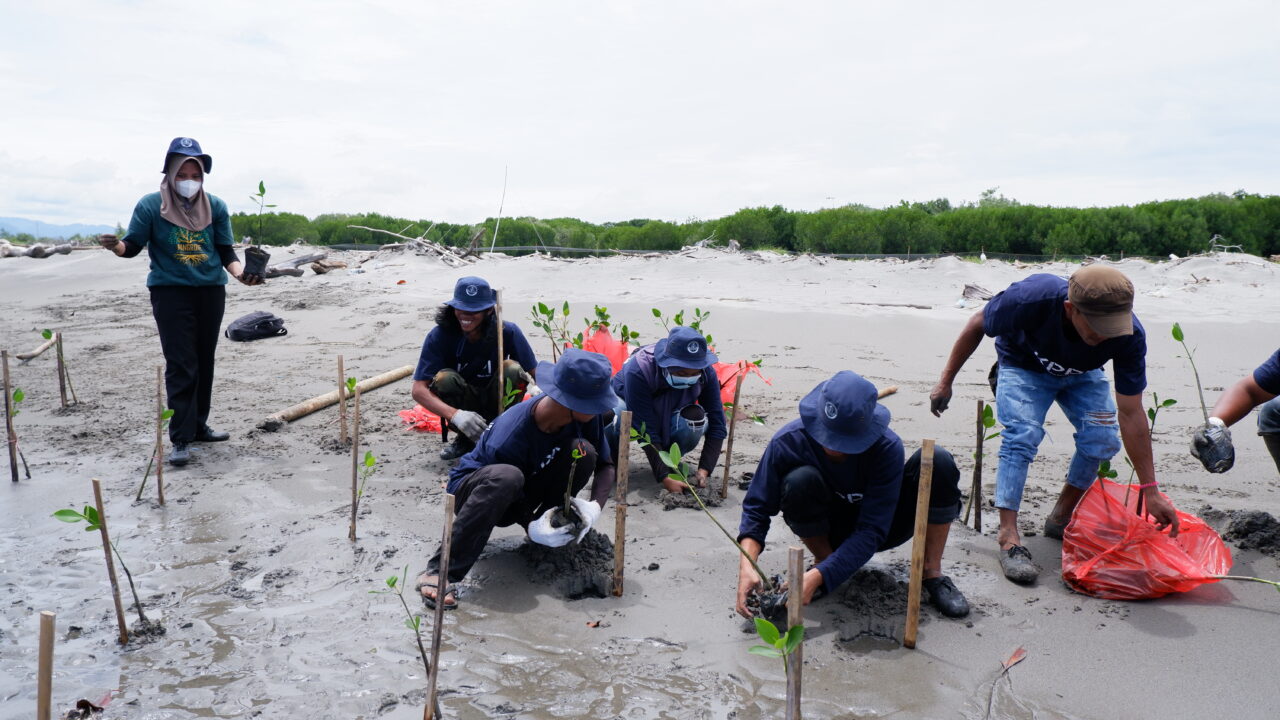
[99,137,262,466]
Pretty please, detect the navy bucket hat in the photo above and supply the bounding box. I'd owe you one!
[653,326,718,369]
[444,276,496,312]
[536,349,620,415]
[162,137,213,173]
[798,371,890,454]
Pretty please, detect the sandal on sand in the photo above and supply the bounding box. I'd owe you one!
[414,575,458,611]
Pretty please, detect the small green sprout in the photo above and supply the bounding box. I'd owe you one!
[9,388,23,417]
[346,377,357,395]
[248,180,277,242]
[749,617,804,679]
[137,408,175,500]
[369,566,441,718]
[357,450,377,498]
[53,505,150,627]
[41,328,53,340]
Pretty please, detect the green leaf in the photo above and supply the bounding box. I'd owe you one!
[53,509,84,523]
[754,617,781,645]
[12,389,23,404]
[651,307,662,318]
[161,409,174,420]
[748,645,783,658]
[1161,398,1177,407]
[1147,408,1156,422]
[84,506,99,524]
[562,301,570,315]
[1171,323,1184,342]
[41,329,52,340]
[782,625,805,654]
[364,451,376,468]
[386,575,398,589]
[258,180,266,195]
[673,310,685,326]
[538,301,550,315]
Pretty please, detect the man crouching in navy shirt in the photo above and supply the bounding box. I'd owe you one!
[416,349,617,611]
[736,371,970,619]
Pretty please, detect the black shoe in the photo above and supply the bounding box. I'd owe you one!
[438,439,471,461]
[167,442,191,466]
[999,545,1039,585]
[923,575,970,618]
[195,426,230,442]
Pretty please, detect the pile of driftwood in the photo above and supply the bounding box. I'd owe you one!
[0,240,84,258]
[257,251,349,278]
[349,225,477,267]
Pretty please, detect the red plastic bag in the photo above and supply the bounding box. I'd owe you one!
[1061,478,1232,600]
[398,405,443,433]
[579,327,630,376]
[712,360,773,405]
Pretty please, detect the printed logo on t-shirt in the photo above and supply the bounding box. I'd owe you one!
[539,445,560,471]
[170,226,210,266]
[837,491,863,504]
[1033,351,1085,377]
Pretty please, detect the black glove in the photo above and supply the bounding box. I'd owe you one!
[1190,420,1234,473]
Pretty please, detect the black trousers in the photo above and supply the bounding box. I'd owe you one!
[780,446,962,551]
[427,439,597,583]
[150,285,225,444]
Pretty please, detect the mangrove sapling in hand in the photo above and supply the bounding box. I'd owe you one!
[53,505,162,636]
[248,180,277,243]
[370,567,444,720]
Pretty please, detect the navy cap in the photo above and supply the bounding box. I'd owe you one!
[536,349,620,416]
[653,326,718,369]
[162,137,212,173]
[444,276,496,312]
[798,371,890,454]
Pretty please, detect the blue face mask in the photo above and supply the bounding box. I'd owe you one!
[663,369,700,390]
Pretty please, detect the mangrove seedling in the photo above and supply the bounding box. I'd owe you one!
[9,387,31,478]
[548,447,586,534]
[370,566,443,720]
[357,450,377,499]
[42,329,78,405]
[1171,322,1209,424]
[53,505,152,630]
[248,180,277,242]
[749,616,804,679]
[529,301,573,360]
[651,307,714,346]
[136,408,174,500]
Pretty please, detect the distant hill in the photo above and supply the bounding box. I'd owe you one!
[0,217,115,240]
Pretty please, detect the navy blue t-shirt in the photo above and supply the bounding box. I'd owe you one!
[448,395,614,496]
[1254,349,1280,395]
[611,344,728,448]
[983,274,1148,396]
[413,319,537,385]
[737,418,904,593]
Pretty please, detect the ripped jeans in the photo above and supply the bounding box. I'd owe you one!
[994,364,1121,512]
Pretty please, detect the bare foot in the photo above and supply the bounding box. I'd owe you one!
[415,573,457,610]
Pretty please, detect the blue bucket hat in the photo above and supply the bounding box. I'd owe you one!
[444,276,496,312]
[798,371,890,454]
[653,326,718,369]
[162,137,212,173]
[536,349,620,416]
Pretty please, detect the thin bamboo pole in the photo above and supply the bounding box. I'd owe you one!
[55,332,67,409]
[338,355,348,445]
[91,478,129,644]
[720,372,745,499]
[494,289,505,418]
[425,494,456,720]
[903,440,935,649]
[155,366,165,506]
[349,389,361,541]
[37,610,55,720]
[786,547,804,720]
[973,400,984,532]
[60,333,77,405]
[3,350,17,483]
[612,410,632,596]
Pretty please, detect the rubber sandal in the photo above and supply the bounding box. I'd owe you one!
[414,576,458,611]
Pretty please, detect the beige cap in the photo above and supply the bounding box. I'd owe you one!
[1068,265,1134,338]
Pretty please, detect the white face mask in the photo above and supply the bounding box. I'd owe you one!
[175,179,202,199]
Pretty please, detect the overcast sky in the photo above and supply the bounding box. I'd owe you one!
[2,1,1277,227]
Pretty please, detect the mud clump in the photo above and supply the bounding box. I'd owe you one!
[744,573,788,628]
[521,530,615,599]
[835,565,916,644]
[129,617,167,644]
[659,486,723,510]
[1224,511,1280,558]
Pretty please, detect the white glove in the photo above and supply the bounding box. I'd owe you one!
[526,383,543,397]
[527,507,574,547]
[450,410,488,442]
[570,497,602,542]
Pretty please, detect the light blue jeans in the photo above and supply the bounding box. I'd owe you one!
[606,400,707,460]
[994,364,1121,512]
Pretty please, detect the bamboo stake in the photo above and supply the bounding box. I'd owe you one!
[38,610,54,720]
[786,546,804,720]
[720,372,745,499]
[349,389,361,541]
[612,410,632,596]
[55,332,67,409]
[425,494,456,720]
[338,355,348,445]
[15,336,55,361]
[155,366,165,506]
[494,289,505,418]
[903,439,935,650]
[972,400,984,532]
[60,333,77,405]
[92,478,129,645]
[258,364,412,431]
[3,350,17,483]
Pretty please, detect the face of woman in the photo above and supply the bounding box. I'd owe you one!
[669,367,701,378]
[176,160,203,182]
[454,308,489,336]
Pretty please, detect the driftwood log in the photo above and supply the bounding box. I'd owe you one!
[258,364,413,431]
[348,225,474,267]
[310,259,348,274]
[1,241,76,258]
[265,252,328,278]
[16,337,56,362]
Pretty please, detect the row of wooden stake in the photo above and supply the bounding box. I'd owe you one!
[4,332,80,483]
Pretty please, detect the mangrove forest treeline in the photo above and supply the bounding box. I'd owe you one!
[229,190,1280,258]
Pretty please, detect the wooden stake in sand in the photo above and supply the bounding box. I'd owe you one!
[92,478,129,645]
[348,389,362,542]
[155,366,165,506]
[494,289,505,419]
[972,400,984,533]
[258,364,412,431]
[56,332,78,405]
[786,546,805,720]
[903,439,935,650]
[425,494,455,720]
[720,373,745,499]
[55,332,67,408]
[338,355,348,445]
[3,350,17,483]
[612,410,632,596]
[37,610,54,720]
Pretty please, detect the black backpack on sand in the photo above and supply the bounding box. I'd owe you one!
[225,311,288,341]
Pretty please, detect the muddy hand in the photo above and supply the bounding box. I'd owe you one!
[736,566,762,619]
[929,382,952,417]
[1142,491,1181,538]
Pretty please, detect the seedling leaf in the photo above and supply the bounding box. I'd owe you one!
[41,329,52,340]
[12,389,23,404]
[748,645,783,658]
[1171,323,1184,343]
[783,625,805,654]
[754,617,780,645]
[53,509,84,523]
[161,409,174,421]
[364,451,376,468]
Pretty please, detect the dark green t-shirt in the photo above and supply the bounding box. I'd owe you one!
[122,192,234,287]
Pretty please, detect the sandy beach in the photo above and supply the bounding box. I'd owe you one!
[2,247,1278,720]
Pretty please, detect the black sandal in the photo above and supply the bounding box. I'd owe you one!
[414,576,458,611]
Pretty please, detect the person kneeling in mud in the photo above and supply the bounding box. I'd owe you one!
[411,276,539,460]
[1191,347,1280,476]
[417,349,618,610]
[608,326,727,494]
[735,371,971,619]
